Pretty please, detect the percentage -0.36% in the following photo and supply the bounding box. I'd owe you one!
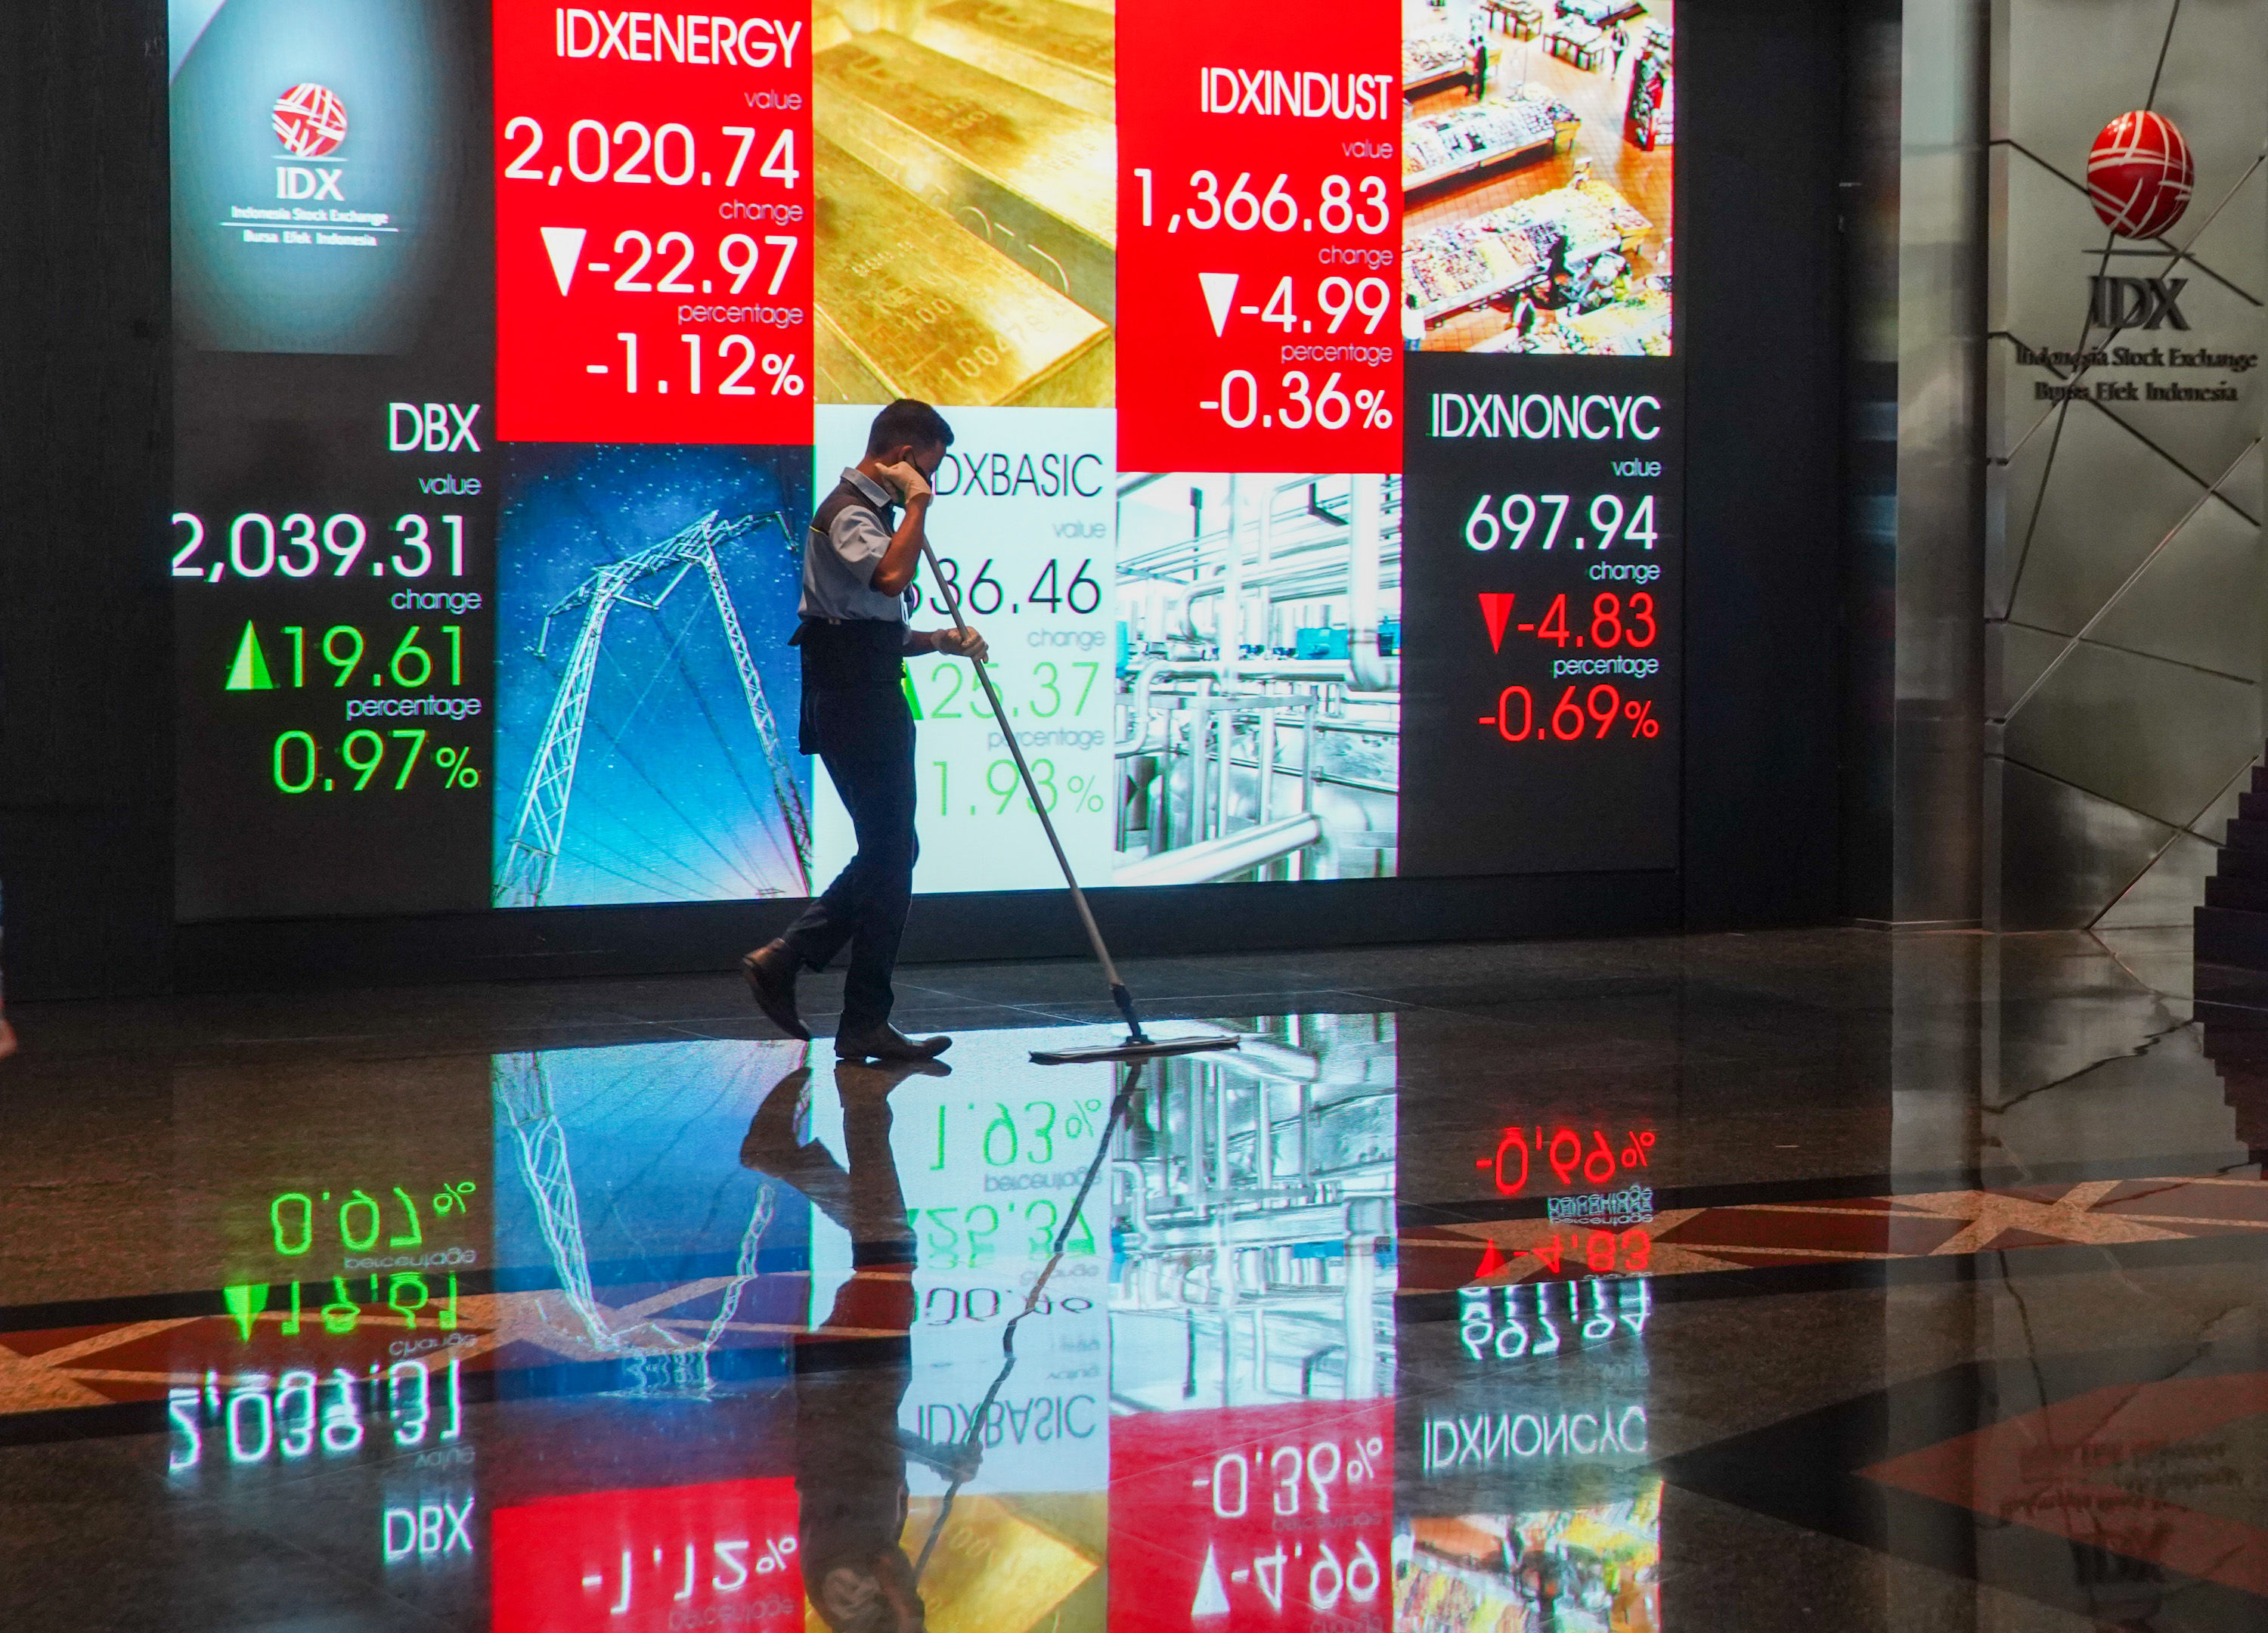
[1194,1436,1383,1518]
[1201,368,1393,431]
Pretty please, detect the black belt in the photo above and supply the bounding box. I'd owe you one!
[791,617,906,690]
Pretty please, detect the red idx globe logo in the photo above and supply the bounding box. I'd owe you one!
[272,83,348,159]
[2087,110,2192,239]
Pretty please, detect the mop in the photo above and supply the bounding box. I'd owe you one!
[912,1055,1148,1584]
[920,539,1241,1068]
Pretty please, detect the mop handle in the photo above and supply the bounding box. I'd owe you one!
[917,538,1125,990]
[914,1060,1144,1584]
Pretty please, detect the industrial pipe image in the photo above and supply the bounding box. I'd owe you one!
[1113,473,1402,885]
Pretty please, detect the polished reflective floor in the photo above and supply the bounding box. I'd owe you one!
[2,927,2263,1631]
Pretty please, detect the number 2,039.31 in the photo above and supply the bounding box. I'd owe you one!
[173,513,469,582]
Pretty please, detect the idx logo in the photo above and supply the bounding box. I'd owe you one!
[389,403,484,453]
[2090,275,2189,332]
[276,166,345,200]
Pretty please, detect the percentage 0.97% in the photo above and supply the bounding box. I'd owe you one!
[271,730,482,794]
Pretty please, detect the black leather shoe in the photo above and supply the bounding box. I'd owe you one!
[740,940,810,1040]
[835,1023,952,1062]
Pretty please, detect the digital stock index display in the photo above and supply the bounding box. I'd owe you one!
[170,0,1681,921]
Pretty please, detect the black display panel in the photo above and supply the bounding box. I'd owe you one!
[1401,355,1681,875]
[172,0,496,921]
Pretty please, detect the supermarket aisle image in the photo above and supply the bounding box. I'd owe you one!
[1402,0,1674,355]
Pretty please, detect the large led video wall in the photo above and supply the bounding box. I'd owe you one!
[170,0,1679,920]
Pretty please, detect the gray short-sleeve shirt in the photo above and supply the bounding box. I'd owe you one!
[801,467,912,624]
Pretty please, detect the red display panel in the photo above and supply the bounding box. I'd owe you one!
[494,3,813,445]
[492,1477,804,1632]
[1110,1402,1392,1631]
[1117,6,1401,473]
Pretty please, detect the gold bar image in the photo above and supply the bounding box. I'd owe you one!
[814,133,1114,407]
[904,0,1115,121]
[815,27,1116,324]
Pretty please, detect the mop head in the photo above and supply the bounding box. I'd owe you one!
[1029,1034,1241,1066]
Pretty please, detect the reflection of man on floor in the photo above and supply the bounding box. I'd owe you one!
[742,1059,978,1633]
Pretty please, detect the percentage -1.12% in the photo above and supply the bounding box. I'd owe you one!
[579,1533,796,1616]
[590,332,806,396]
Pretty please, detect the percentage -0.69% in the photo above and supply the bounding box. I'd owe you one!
[1479,683,1660,742]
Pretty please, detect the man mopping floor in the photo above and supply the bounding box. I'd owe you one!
[742,399,986,1063]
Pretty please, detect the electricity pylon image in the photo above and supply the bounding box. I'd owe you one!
[492,446,813,909]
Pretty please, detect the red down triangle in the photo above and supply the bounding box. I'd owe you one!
[1473,1238,1507,1278]
[1478,593,1516,653]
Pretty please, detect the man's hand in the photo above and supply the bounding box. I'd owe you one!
[931,626,988,662]
[875,461,933,504]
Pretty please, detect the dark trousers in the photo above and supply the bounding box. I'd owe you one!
[780,686,918,1033]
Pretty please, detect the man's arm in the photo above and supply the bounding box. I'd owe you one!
[868,492,930,596]
[868,463,933,596]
